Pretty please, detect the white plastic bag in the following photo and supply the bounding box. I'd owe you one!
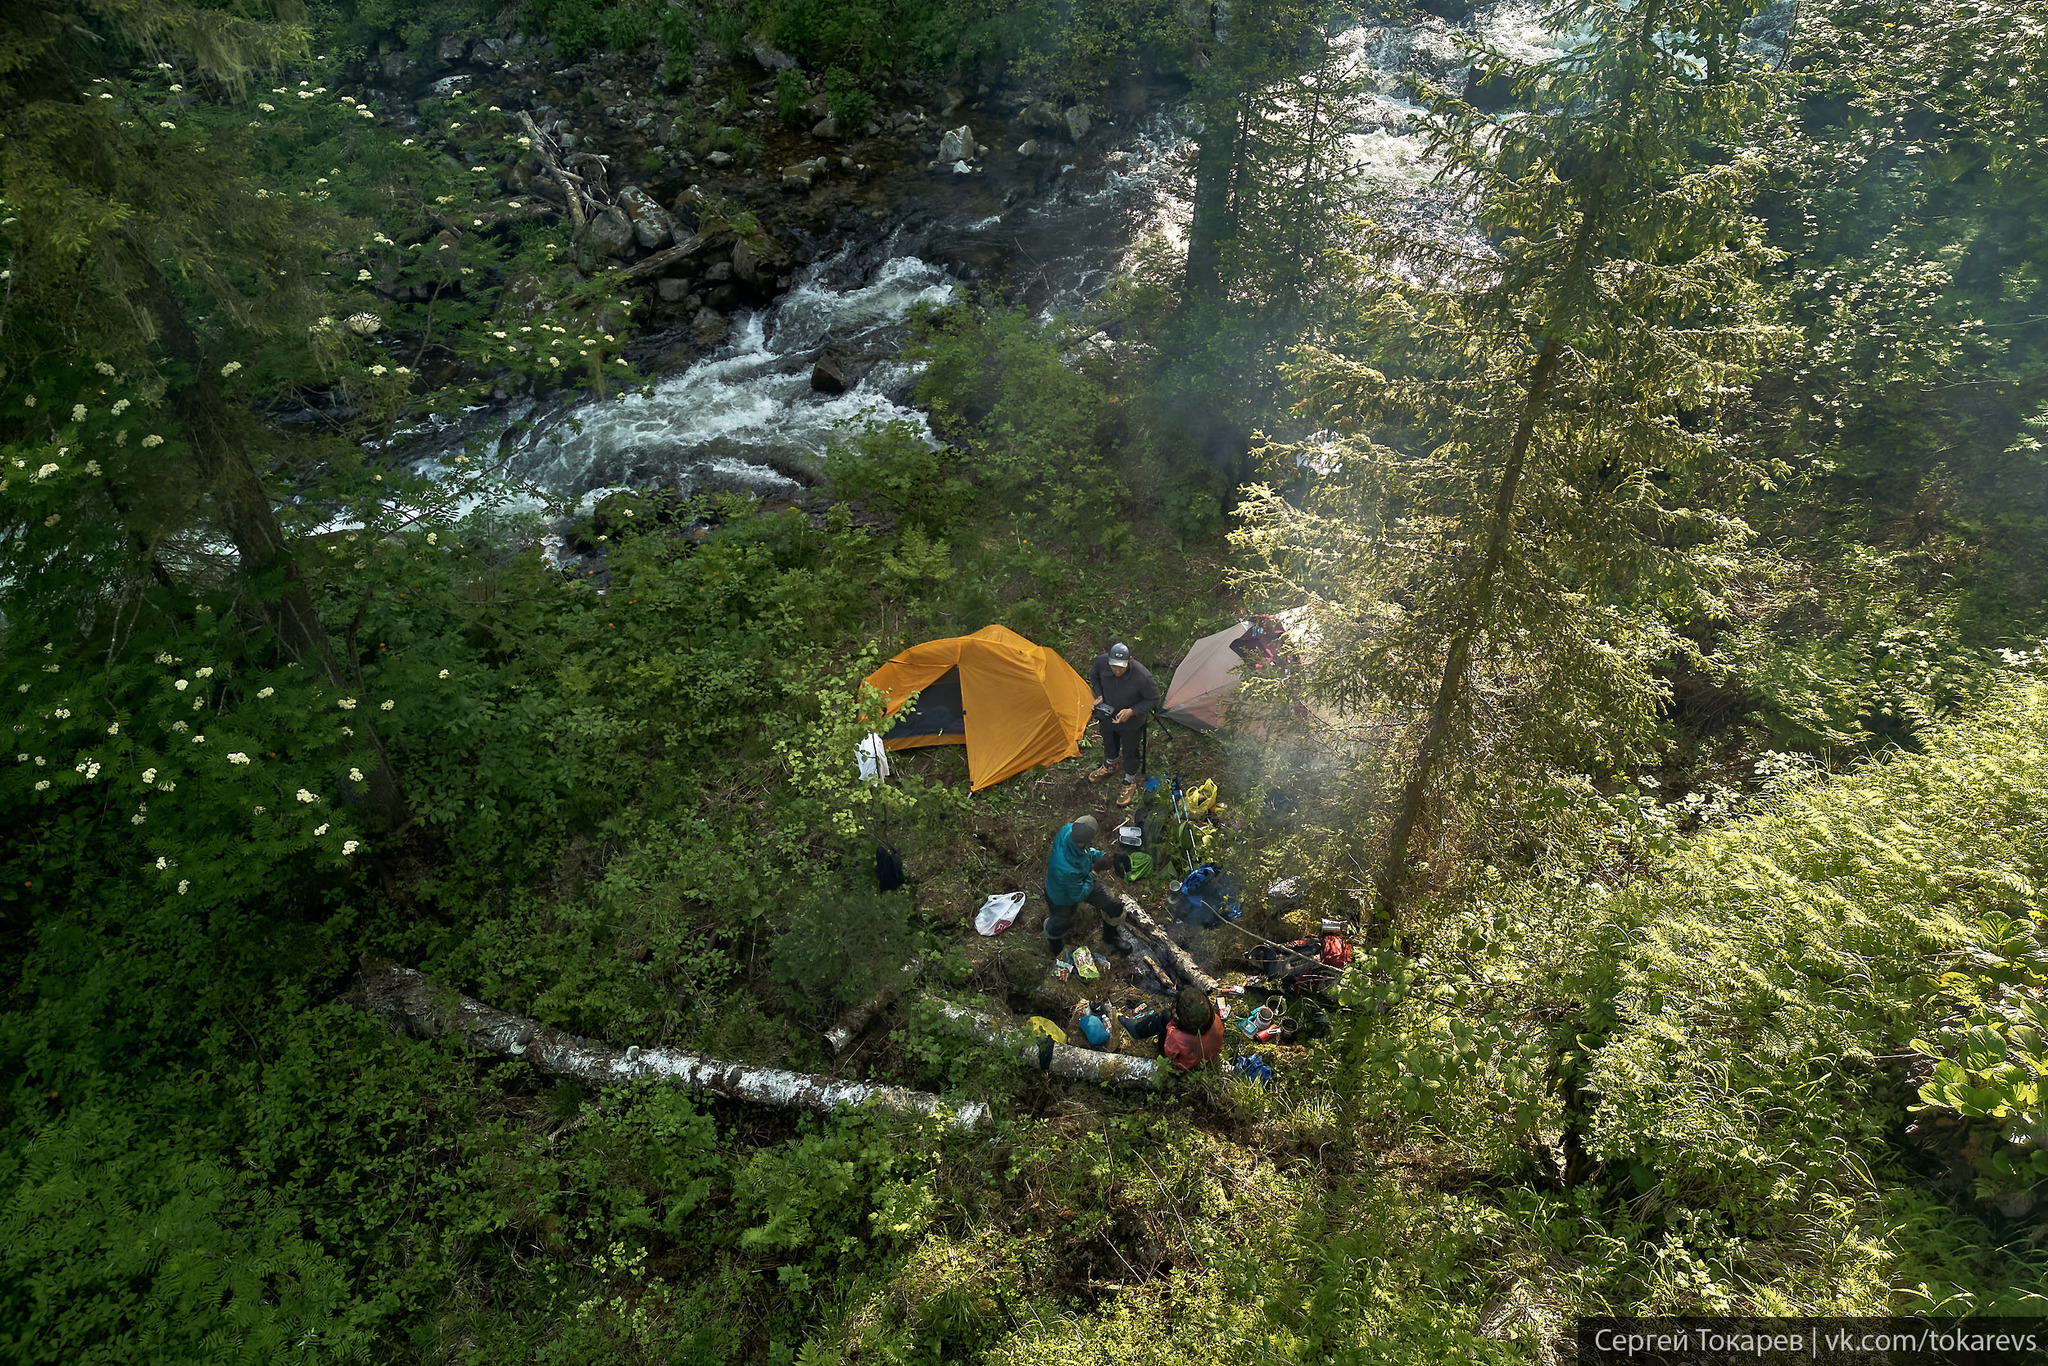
[974,892,1026,936]
[855,732,892,783]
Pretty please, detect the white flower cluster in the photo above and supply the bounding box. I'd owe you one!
[228,752,251,765]
[296,788,318,803]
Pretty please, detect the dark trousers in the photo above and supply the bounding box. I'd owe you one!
[1124,1009,1170,1043]
[1045,882,1124,953]
[1101,721,1143,780]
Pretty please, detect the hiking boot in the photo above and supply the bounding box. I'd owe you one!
[1086,759,1121,783]
[1100,921,1137,955]
[1115,782,1137,807]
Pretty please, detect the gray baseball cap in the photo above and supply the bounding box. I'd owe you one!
[1108,643,1131,665]
[1070,815,1099,845]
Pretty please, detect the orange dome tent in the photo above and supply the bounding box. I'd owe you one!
[863,625,1092,792]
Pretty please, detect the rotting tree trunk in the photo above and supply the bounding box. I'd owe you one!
[142,267,409,830]
[1375,332,1563,914]
[927,999,1163,1089]
[1118,895,1218,993]
[349,961,988,1129]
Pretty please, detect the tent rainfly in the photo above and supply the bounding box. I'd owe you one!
[1160,620,1253,731]
[1160,612,1314,731]
[862,625,1093,791]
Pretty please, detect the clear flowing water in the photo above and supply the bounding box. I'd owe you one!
[415,0,1727,516]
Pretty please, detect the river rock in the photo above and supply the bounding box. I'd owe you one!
[589,206,636,257]
[731,233,788,284]
[436,33,468,66]
[706,150,734,167]
[617,186,673,249]
[811,114,843,140]
[939,86,967,115]
[810,348,875,395]
[1064,105,1092,140]
[1023,99,1064,133]
[1017,139,1041,157]
[751,41,797,70]
[780,156,827,191]
[656,277,691,303]
[937,124,975,161]
[691,307,730,347]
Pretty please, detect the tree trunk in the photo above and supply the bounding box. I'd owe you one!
[1183,92,1242,306]
[1118,894,1218,993]
[926,999,1164,1089]
[142,268,409,830]
[350,960,989,1128]
[1375,332,1563,912]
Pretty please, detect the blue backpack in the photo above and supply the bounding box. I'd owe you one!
[1169,863,1241,927]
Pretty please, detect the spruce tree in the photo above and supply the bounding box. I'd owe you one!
[1233,0,1793,914]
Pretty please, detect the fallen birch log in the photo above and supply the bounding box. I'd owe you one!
[349,961,987,1130]
[927,999,1162,1089]
[1119,895,1218,993]
[826,956,924,1052]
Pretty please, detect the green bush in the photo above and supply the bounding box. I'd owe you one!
[772,884,919,1008]
[824,66,876,130]
[776,67,813,123]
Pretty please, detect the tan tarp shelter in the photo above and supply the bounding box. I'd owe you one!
[1160,621,1254,730]
[863,625,1092,792]
[1161,610,1323,732]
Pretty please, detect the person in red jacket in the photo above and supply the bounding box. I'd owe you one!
[1120,986,1224,1071]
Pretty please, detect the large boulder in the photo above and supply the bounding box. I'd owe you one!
[1022,100,1064,134]
[938,87,967,116]
[937,124,977,161]
[656,277,691,304]
[780,157,828,191]
[1064,105,1092,141]
[810,114,844,141]
[617,186,674,250]
[589,206,637,257]
[810,348,875,395]
[731,232,788,284]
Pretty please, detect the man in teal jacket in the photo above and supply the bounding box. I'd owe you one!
[1044,815,1132,957]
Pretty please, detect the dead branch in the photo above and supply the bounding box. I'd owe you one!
[617,230,711,280]
[517,111,590,229]
[826,956,925,1051]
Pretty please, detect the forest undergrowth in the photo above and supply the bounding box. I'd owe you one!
[6,0,2048,1360]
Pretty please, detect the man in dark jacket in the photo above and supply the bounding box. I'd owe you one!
[1086,641,1159,808]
